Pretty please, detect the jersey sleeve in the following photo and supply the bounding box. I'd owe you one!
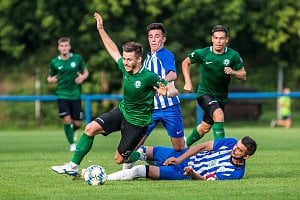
[48,60,56,76]
[117,58,125,73]
[148,71,168,88]
[188,49,203,64]
[215,169,245,180]
[213,138,237,151]
[232,51,244,70]
[78,54,87,72]
[162,51,176,73]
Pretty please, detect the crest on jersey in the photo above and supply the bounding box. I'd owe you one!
[223,59,230,66]
[71,62,76,68]
[134,80,141,88]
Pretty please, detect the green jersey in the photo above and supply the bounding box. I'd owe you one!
[49,53,86,99]
[279,95,291,117]
[117,58,166,127]
[188,46,244,102]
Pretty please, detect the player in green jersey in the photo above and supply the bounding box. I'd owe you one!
[48,37,89,151]
[50,12,178,176]
[182,25,247,147]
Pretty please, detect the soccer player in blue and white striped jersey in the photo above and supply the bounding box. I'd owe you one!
[137,22,185,151]
[108,136,257,181]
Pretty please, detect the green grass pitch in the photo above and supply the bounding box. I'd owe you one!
[1,126,299,200]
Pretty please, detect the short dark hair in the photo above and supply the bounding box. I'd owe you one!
[241,136,257,156]
[122,41,143,58]
[147,23,166,35]
[211,25,228,36]
[58,37,70,45]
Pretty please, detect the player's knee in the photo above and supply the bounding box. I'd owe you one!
[172,139,186,151]
[84,121,103,136]
[73,121,81,129]
[114,154,124,164]
[84,123,97,136]
[199,124,211,134]
[212,108,224,121]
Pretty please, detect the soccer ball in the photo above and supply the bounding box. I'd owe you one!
[82,165,107,186]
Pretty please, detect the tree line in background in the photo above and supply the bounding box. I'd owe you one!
[0,0,299,127]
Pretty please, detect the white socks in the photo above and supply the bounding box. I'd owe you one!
[107,165,146,180]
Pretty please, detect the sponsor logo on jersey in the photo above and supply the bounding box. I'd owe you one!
[205,61,213,64]
[58,66,63,70]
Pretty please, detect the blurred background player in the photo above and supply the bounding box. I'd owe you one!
[270,87,292,129]
[181,25,246,147]
[47,37,89,151]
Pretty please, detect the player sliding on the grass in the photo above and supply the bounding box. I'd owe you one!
[107,136,257,180]
[51,12,178,176]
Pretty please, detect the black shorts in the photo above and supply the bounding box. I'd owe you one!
[57,99,82,120]
[94,107,147,159]
[196,95,225,125]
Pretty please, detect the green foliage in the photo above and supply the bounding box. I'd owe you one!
[0,0,300,125]
[245,0,300,53]
[1,127,300,200]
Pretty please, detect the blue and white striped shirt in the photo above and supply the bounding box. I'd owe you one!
[187,138,245,180]
[143,48,180,109]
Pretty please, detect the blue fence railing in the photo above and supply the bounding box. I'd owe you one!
[1,92,300,124]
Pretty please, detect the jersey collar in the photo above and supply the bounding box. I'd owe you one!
[210,46,228,54]
[58,53,73,60]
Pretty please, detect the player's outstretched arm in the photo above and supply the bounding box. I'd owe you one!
[94,12,121,63]
[164,140,214,166]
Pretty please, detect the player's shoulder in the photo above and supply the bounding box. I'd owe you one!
[226,47,240,55]
[195,47,211,56]
[142,67,162,79]
[193,46,210,53]
[71,53,83,59]
[214,137,237,148]
[142,66,157,76]
[157,48,175,57]
[50,56,60,64]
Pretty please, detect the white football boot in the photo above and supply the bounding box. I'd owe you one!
[51,162,78,176]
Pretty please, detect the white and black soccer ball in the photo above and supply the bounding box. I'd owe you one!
[82,165,107,186]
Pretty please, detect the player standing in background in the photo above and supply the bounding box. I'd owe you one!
[137,23,185,150]
[107,136,257,181]
[51,12,179,176]
[182,25,246,147]
[270,87,292,129]
[47,37,89,151]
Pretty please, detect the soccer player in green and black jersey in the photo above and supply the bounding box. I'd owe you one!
[182,25,247,147]
[51,12,178,176]
[48,37,89,151]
